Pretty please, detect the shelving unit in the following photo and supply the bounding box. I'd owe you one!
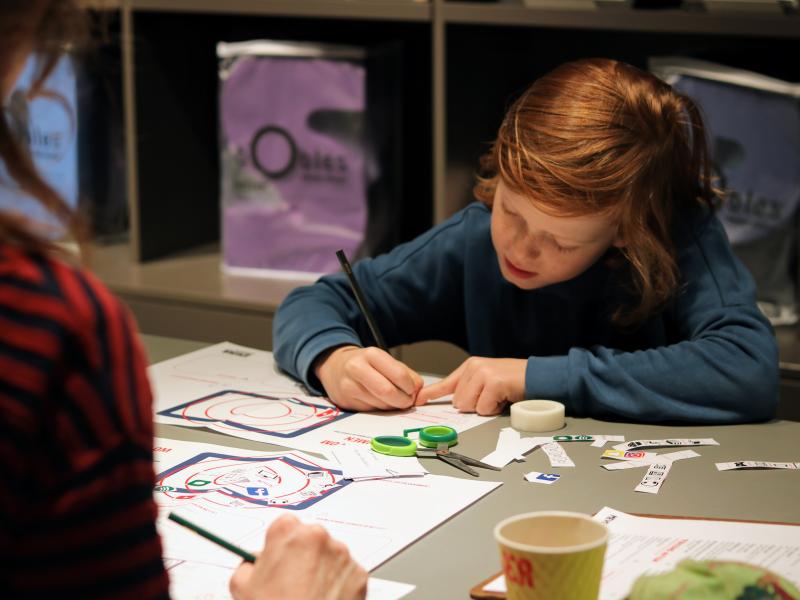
[85,1,800,407]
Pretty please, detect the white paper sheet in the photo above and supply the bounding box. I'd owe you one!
[150,342,494,454]
[154,437,501,594]
[482,507,800,599]
[166,559,414,600]
[328,446,428,479]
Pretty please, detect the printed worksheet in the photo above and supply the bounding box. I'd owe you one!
[594,507,800,598]
[150,342,494,453]
[154,438,501,599]
[483,507,800,599]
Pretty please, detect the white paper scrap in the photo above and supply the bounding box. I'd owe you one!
[367,578,416,600]
[590,435,626,447]
[541,442,575,467]
[602,449,657,462]
[602,449,700,471]
[613,438,718,451]
[524,471,561,485]
[328,447,427,480]
[166,560,413,600]
[481,428,548,469]
[716,461,800,471]
[635,460,674,494]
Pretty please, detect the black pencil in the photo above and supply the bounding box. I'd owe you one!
[168,512,256,563]
[336,249,388,351]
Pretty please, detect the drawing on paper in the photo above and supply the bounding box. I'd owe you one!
[157,389,352,438]
[154,451,352,510]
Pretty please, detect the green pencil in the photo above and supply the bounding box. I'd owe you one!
[168,512,256,563]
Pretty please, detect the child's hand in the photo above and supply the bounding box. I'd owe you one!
[416,357,527,415]
[229,514,368,600]
[314,345,424,412]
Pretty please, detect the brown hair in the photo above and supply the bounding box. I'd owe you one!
[475,58,717,328]
[0,0,89,258]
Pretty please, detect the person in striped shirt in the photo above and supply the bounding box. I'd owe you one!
[0,2,367,598]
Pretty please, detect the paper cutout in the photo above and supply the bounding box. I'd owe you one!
[716,461,800,471]
[541,442,575,467]
[612,438,718,451]
[524,471,561,485]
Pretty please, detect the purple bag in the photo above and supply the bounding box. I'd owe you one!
[219,41,367,277]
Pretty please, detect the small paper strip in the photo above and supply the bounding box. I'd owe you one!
[602,449,700,471]
[613,438,719,451]
[635,460,674,494]
[541,442,575,467]
[716,461,800,471]
[602,449,657,461]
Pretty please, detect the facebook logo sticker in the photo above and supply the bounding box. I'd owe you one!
[524,471,561,485]
[246,487,270,497]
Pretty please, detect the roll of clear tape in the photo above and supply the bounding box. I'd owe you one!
[510,399,565,432]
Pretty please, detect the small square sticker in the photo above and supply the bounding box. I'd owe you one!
[524,471,560,485]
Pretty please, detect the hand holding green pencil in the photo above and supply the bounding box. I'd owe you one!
[170,512,368,600]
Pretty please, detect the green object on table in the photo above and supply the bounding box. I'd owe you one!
[404,425,458,448]
[370,435,418,457]
[628,559,800,599]
[371,425,459,457]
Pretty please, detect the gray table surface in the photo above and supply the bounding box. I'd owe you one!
[142,334,800,599]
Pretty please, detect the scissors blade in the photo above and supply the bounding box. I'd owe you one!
[437,454,480,477]
[446,452,502,471]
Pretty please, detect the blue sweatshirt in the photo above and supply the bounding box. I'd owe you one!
[274,203,778,424]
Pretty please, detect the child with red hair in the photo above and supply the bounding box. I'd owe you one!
[275,58,778,424]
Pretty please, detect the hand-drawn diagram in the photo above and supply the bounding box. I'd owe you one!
[150,342,496,455]
[154,438,501,599]
[157,390,352,438]
[155,450,352,511]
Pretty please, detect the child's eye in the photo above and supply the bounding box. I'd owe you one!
[555,242,578,254]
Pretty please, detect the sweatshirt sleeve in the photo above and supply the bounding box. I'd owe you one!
[273,207,475,392]
[524,215,779,424]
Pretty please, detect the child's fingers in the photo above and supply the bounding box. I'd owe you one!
[347,380,397,412]
[416,363,464,405]
[351,361,415,410]
[474,387,508,416]
[452,370,483,413]
[364,348,419,397]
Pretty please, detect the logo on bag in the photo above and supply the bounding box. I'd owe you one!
[250,124,348,183]
[6,88,76,162]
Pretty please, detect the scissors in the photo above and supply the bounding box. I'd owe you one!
[370,425,501,477]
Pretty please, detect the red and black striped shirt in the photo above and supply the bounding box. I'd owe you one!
[0,243,169,598]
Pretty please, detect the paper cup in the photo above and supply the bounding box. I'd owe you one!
[494,511,608,600]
